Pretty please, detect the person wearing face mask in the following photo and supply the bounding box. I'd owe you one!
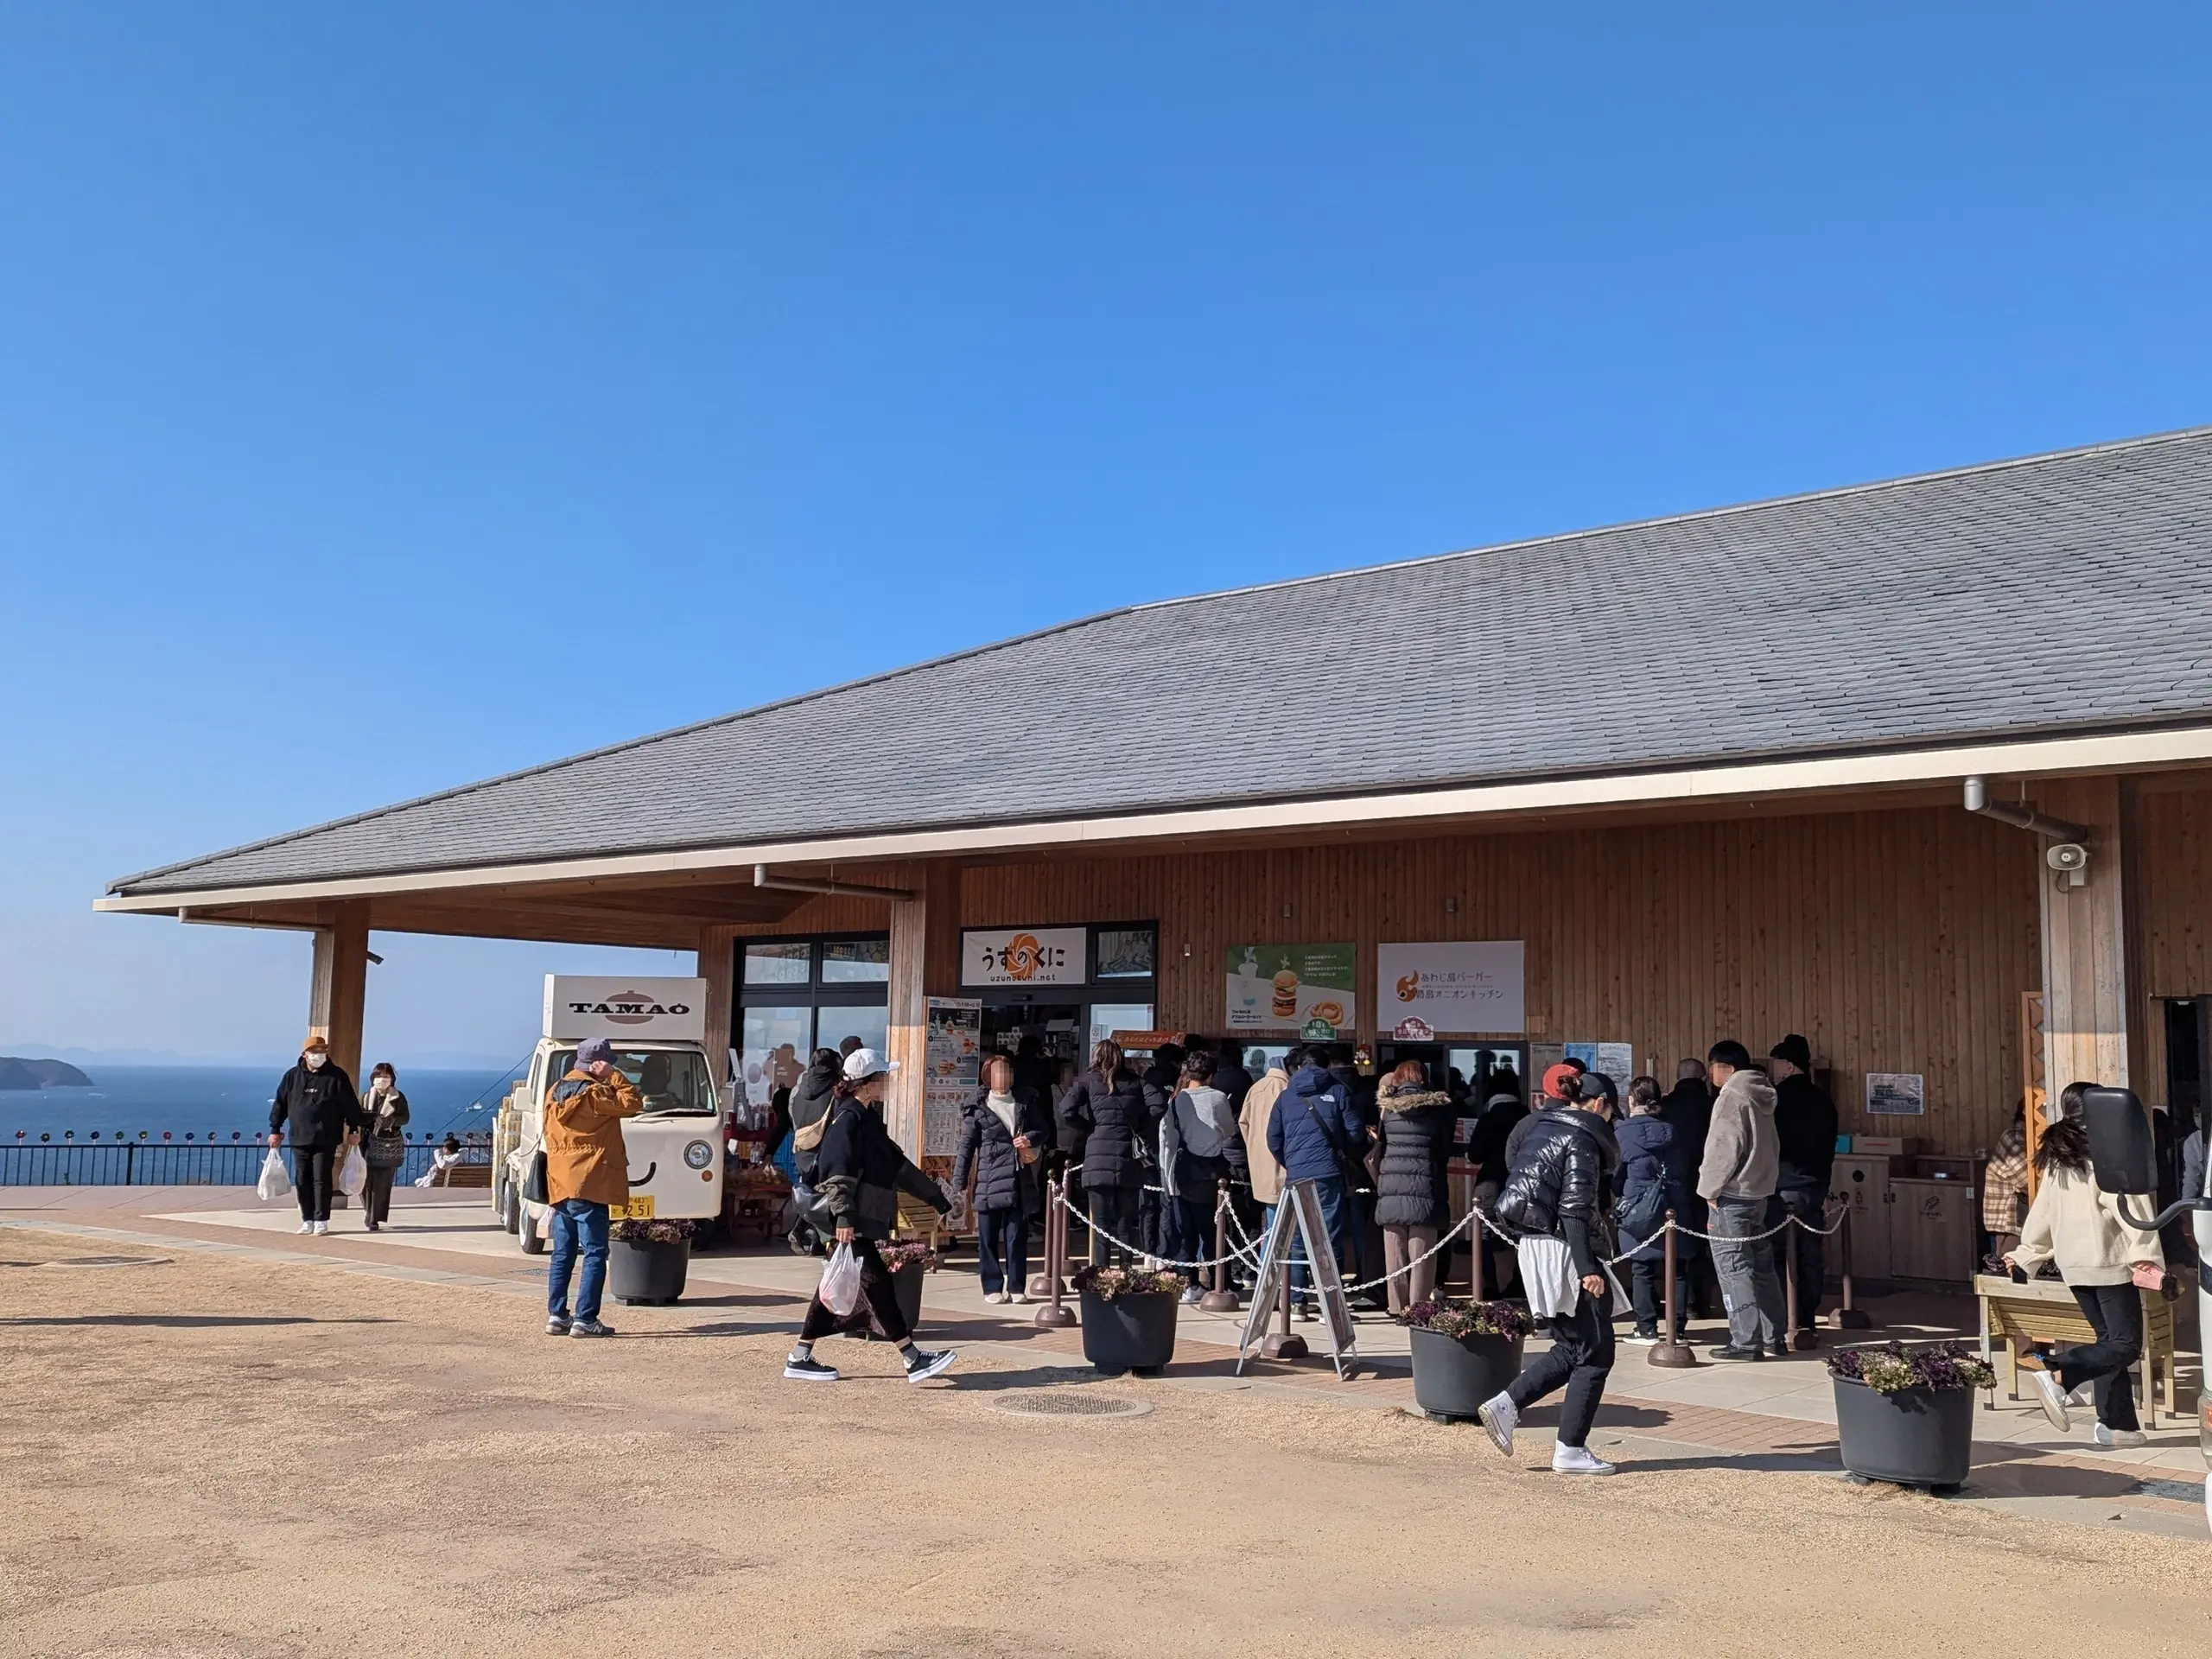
[268,1034,365,1236]
[359,1063,410,1231]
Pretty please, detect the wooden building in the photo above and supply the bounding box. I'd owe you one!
[99,430,2212,1163]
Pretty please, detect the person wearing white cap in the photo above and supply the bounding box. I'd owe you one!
[785,1047,958,1384]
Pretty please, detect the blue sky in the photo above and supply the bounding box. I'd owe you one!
[3,7,2207,1064]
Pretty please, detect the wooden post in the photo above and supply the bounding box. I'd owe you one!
[698,923,738,1116]
[886,861,961,1161]
[2037,776,2146,1103]
[308,900,370,1083]
[1649,1212,1695,1368]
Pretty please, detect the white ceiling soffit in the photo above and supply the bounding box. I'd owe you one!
[95,722,2212,914]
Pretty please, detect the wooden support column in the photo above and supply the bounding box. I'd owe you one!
[886,861,963,1160]
[2037,776,2147,1103]
[307,899,371,1082]
[698,924,738,1111]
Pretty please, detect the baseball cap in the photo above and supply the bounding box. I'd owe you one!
[575,1037,613,1066]
[842,1046,897,1083]
[1541,1063,1581,1102]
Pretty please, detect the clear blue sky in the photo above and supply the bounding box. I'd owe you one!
[3,7,2207,1065]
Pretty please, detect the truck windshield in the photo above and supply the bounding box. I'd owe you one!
[548,1047,716,1116]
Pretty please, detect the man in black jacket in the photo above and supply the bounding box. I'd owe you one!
[267,1034,365,1236]
[1137,1043,1185,1257]
[1768,1034,1838,1332]
[1480,1065,1621,1475]
[1657,1058,1716,1316]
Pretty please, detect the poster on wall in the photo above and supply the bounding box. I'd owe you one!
[961,927,1087,988]
[1225,944,1356,1035]
[1376,942,1524,1034]
[1866,1072,1926,1116]
[1565,1041,1635,1085]
[923,996,983,1156]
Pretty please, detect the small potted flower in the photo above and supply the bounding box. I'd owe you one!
[1405,1299,1535,1421]
[608,1217,696,1306]
[873,1238,940,1338]
[1073,1265,1187,1376]
[1827,1340,1994,1491]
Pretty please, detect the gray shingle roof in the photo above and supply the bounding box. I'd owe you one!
[112,428,2212,896]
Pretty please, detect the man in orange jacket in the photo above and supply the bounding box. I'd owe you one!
[544,1036,643,1338]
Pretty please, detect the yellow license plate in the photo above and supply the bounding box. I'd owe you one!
[614,1196,655,1220]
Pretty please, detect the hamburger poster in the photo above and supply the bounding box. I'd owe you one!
[1226,944,1356,1034]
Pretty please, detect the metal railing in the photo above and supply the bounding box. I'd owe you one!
[0,1139,493,1189]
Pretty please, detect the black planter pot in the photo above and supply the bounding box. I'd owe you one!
[608,1237,690,1306]
[1079,1287,1179,1376]
[1408,1325,1527,1421]
[1832,1376,1974,1490]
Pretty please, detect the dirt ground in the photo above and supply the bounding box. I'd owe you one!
[3,1227,2209,1658]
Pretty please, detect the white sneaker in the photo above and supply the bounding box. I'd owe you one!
[1009,1292,1029,1305]
[2094,1423,2148,1449]
[1552,1444,1618,1476]
[983,1292,1007,1306]
[297,1222,314,1235]
[1477,1392,1517,1457]
[311,1221,328,1236]
[2029,1367,2071,1433]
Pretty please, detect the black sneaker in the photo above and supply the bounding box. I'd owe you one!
[1766,1339,1790,1358]
[783,1354,840,1382]
[1707,1344,1764,1361]
[1632,1325,1660,1341]
[903,1347,957,1383]
[569,1318,615,1338]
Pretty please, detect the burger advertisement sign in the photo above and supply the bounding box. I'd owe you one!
[1225,944,1356,1035]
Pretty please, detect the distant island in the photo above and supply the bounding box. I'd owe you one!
[0,1058,93,1090]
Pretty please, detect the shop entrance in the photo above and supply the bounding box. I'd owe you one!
[1371,1040,1528,1103]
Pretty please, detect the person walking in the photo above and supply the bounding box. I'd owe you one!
[1160,1050,1241,1304]
[785,1048,957,1383]
[2008,1091,2164,1448]
[1266,1048,1369,1314]
[1058,1040,1153,1268]
[1767,1034,1838,1332]
[358,1063,410,1231]
[1372,1060,1453,1318]
[1478,1064,1623,1475]
[951,1054,1048,1304]
[543,1037,642,1338]
[784,1046,844,1255]
[1698,1040,1786,1360]
[268,1034,364,1236]
[1614,1075,1699,1339]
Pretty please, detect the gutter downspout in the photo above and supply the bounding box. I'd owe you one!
[1962,776,2089,842]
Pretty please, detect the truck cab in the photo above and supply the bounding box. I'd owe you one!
[503,976,725,1252]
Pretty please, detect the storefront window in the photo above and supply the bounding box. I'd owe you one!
[815,1004,889,1057]
[1089,1003,1154,1046]
[1093,927,1156,980]
[740,1006,812,1107]
[822,938,891,984]
[744,942,810,985]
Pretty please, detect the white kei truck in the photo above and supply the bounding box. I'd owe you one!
[500,976,725,1256]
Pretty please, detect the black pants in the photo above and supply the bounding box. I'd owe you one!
[1776,1187,1827,1326]
[1630,1253,1692,1334]
[293,1145,336,1222]
[1088,1185,1144,1268]
[363,1163,397,1226]
[1138,1185,1163,1257]
[2055,1282,2143,1433]
[1506,1285,1616,1450]
[799,1237,911,1345]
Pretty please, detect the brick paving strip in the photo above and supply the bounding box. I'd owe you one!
[4,1202,2203,1541]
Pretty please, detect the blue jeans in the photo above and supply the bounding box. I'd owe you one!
[548,1198,610,1323]
[976,1206,1029,1297]
[1281,1175,1348,1299]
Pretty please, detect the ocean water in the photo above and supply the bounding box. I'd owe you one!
[0,1065,521,1147]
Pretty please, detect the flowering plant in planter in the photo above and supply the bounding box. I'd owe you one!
[876,1239,941,1272]
[612,1217,696,1245]
[1827,1340,1994,1394]
[1072,1265,1188,1301]
[1403,1298,1535,1342]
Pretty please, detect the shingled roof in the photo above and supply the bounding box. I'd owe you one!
[111,428,2212,897]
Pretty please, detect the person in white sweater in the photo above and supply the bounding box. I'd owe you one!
[2005,1098,2164,1448]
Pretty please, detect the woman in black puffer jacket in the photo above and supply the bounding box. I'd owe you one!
[952,1055,1051,1303]
[1058,1039,1150,1268]
[1372,1061,1454,1317]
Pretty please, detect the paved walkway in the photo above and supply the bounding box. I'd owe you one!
[4,1183,2204,1540]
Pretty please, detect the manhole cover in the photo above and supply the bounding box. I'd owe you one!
[988,1389,1153,1420]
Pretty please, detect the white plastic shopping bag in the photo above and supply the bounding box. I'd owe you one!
[337,1146,368,1198]
[818,1242,862,1317]
[257,1148,293,1202]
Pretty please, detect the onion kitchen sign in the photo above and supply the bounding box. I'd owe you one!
[1376,942,1524,1035]
[961,927,1087,988]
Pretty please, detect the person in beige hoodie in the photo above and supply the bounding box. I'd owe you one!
[1695,1039,1785,1360]
[2006,1090,2164,1447]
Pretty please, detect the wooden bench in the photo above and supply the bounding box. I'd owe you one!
[1973,1272,2180,1426]
[432,1163,493,1190]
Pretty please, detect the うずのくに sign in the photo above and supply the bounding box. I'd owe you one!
[1376,942,1524,1035]
[961,927,1087,988]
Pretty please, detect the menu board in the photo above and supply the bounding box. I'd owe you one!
[1376,941,1524,1035]
[922,997,982,1155]
[1225,944,1356,1035]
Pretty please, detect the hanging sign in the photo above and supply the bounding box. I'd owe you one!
[922,997,982,1156]
[1391,1016,1436,1042]
[1225,944,1357,1033]
[961,927,1087,988]
[1376,942,1524,1035]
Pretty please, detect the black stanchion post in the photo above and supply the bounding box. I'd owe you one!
[1827,1197,1872,1330]
[1034,1180,1075,1330]
[1200,1179,1239,1313]
[1649,1213,1696,1368]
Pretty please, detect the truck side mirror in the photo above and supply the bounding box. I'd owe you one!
[2082,1085,2155,1197]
